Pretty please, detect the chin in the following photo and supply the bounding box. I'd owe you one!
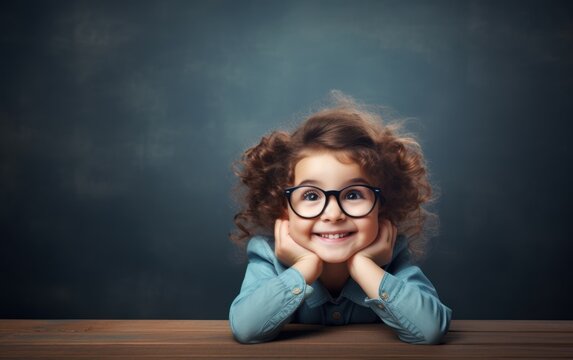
[316,252,352,264]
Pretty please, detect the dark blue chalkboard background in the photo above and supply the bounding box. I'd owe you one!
[2,0,572,319]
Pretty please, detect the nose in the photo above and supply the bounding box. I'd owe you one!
[320,195,346,222]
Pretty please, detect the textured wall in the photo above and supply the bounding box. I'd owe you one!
[1,0,572,319]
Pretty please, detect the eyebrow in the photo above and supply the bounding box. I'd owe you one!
[297,177,372,188]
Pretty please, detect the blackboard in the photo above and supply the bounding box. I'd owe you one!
[1,0,572,319]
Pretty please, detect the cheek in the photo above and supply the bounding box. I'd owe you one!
[359,217,379,243]
[287,212,314,240]
[365,206,381,239]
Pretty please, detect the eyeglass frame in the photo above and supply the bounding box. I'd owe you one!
[283,184,384,219]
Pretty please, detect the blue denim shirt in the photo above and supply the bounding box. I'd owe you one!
[229,235,452,344]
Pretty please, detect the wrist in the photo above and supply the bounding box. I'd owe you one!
[292,256,323,284]
[347,254,372,277]
[348,255,385,299]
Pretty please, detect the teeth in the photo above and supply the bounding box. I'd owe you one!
[320,233,349,239]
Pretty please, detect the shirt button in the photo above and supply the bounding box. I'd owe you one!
[377,303,385,309]
[332,311,342,321]
[381,292,389,301]
[292,287,302,295]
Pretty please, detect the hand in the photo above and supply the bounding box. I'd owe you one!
[274,218,315,266]
[349,219,397,268]
[347,220,397,299]
[274,218,322,283]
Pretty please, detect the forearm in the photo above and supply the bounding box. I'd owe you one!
[348,255,451,344]
[347,255,385,299]
[365,271,452,344]
[230,268,307,343]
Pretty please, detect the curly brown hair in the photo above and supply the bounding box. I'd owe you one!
[231,92,438,260]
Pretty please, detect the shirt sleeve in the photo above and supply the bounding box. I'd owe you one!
[363,248,452,344]
[229,237,310,344]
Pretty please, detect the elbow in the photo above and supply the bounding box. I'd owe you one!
[229,305,274,344]
[230,321,277,344]
[230,315,281,344]
[417,306,452,345]
[401,306,452,345]
[231,327,260,344]
[399,324,447,345]
[229,311,262,344]
[420,324,448,344]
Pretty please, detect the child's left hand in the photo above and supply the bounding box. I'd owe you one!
[349,219,397,267]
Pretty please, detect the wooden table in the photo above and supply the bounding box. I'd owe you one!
[1,320,572,359]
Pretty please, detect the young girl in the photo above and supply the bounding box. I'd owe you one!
[229,93,452,344]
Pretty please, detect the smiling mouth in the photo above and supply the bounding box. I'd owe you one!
[320,232,350,239]
[315,232,354,242]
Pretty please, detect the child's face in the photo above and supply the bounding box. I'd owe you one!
[287,151,380,264]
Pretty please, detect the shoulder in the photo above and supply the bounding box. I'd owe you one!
[246,236,289,272]
[246,236,282,265]
[246,235,273,253]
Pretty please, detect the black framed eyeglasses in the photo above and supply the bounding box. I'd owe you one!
[284,184,383,219]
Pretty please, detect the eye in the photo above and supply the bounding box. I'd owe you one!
[345,189,365,200]
[302,190,321,201]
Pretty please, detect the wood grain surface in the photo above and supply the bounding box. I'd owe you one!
[1,320,572,359]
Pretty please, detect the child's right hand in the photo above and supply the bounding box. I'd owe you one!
[274,219,323,284]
